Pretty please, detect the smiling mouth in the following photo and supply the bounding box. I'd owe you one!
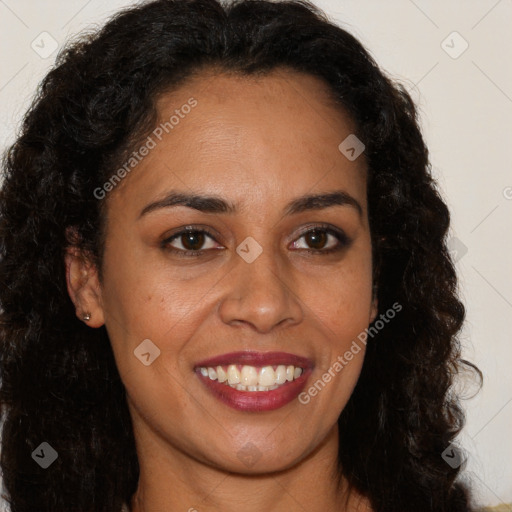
[194,351,313,412]
[198,363,304,392]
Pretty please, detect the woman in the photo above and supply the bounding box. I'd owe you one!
[0,0,482,510]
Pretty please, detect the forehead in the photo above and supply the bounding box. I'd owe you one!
[106,68,368,218]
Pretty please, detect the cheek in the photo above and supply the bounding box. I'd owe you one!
[101,247,217,378]
[100,237,184,331]
[301,256,373,341]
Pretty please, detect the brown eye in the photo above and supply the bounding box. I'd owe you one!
[179,231,207,251]
[291,225,351,254]
[161,228,219,256]
[304,229,328,250]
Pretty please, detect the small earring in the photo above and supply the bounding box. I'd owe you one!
[82,312,91,322]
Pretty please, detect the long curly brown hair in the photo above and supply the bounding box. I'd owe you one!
[0,0,481,511]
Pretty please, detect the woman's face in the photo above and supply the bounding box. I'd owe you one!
[79,68,377,474]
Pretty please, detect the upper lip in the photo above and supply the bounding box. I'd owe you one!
[194,350,313,369]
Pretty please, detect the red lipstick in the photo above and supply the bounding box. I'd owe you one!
[195,351,313,369]
[194,351,314,412]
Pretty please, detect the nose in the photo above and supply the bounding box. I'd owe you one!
[218,246,304,334]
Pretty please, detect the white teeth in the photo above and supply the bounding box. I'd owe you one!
[227,364,240,385]
[198,363,305,391]
[241,365,258,386]
[258,366,275,387]
[216,366,227,383]
[275,365,287,384]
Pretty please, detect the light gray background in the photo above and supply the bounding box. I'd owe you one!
[0,0,511,509]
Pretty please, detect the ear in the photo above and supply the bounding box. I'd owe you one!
[64,244,105,328]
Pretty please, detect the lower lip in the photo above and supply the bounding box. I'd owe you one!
[195,368,312,412]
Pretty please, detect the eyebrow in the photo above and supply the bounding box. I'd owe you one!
[138,189,363,219]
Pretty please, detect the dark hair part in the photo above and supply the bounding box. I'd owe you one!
[0,0,481,511]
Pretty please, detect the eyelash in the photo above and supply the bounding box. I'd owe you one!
[160,223,351,258]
